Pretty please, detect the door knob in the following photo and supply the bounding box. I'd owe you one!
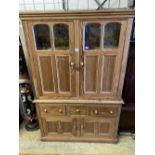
[70,61,75,69]
[94,109,98,115]
[76,109,80,113]
[80,61,84,68]
[109,110,113,114]
[58,109,62,113]
[44,109,48,113]
[81,125,84,129]
[73,125,76,129]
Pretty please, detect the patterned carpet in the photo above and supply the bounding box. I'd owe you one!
[19,124,135,155]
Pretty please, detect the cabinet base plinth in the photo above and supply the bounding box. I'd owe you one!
[41,136,118,143]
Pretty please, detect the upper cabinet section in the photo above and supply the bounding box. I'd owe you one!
[31,22,72,52]
[104,23,121,49]
[20,10,134,99]
[33,24,51,50]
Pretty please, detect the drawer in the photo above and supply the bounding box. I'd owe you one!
[90,105,119,117]
[67,105,89,115]
[39,104,66,116]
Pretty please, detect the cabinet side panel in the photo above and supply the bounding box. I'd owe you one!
[35,104,45,136]
[117,18,133,97]
[21,21,41,97]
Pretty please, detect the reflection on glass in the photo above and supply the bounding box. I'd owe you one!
[84,23,101,50]
[104,23,121,48]
[53,24,69,49]
[33,24,51,50]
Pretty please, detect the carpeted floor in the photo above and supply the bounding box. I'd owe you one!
[19,123,135,155]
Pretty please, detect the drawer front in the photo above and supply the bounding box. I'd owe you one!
[67,105,89,115]
[39,104,66,116]
[90,105,119,117]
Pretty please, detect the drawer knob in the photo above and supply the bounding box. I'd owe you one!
[81,125,84,129]
[94,109,98,115]
[73,125,76,129]
[109,110,113,114]
[58,109,63,113]
[76,109,80,113]
[44,109,48,113]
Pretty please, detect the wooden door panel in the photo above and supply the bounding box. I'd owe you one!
[84,121,95,135]
[84,55,99,93]
[63,121,72,133]
[83,118,112,137]
[47,121,57,133]
[56,56,71,93]
[101,55,116,92]
[99,122,110,134]
[38,56,55,93]
[99,119,114,136]
[80,20,128,99]
[42,117,74,136]
[26,21,75,98]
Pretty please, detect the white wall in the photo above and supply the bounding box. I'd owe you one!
[19,0,131,11]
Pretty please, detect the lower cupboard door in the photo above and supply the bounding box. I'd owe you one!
[99,119,114,137]
[83,118,115,137]
[41,117,76,136]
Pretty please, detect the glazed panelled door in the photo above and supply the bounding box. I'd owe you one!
[80,20,127,98]
[27,21,75,98]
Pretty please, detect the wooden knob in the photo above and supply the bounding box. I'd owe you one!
[76,109,80,113]
[94,109,98,115]
[70,62,74,65]
[73,125,76,129]
[44,109,47,113]
[70,61,75,70]
[81,125,84,129]
[80,61,84,67]
[109,110,113,114]
[58,109,62,113]
[70,61,74,67]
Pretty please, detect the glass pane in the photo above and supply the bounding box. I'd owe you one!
[104,23,121,48]
[85,23,101,50]
[33,24,51,50]
[53,24,69,50]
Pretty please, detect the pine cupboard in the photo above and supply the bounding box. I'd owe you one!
[20,9,134,142]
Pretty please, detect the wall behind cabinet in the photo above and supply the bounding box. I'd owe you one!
[19,0,133,11]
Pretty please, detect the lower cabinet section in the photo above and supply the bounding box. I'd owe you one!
[36,102,121,142]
